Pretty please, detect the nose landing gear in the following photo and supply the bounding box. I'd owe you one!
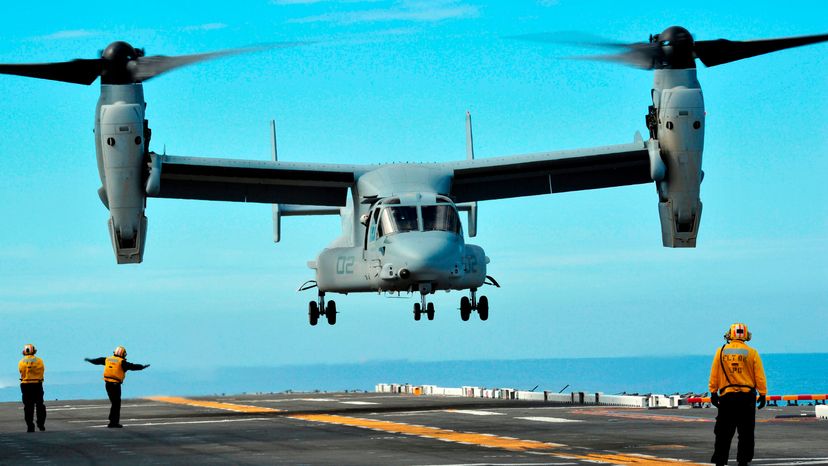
[413,294,436,321]
[459,288,488,321]
[308,292,337,326]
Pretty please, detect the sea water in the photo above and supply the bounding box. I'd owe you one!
[1,353,825,402]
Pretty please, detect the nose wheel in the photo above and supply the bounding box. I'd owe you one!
[459,289,488,321]
[309,293,337,326]
[413,295,436,321]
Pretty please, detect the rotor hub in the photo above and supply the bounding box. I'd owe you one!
[102,41,139,62]
[101,41,140,85]
[652,26,696,69]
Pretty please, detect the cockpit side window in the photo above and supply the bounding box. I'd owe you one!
[378,206,419,237]
[422,205,461,234]
[368,208,379,243]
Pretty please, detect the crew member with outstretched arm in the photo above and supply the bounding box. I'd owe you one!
[85,346,150,428]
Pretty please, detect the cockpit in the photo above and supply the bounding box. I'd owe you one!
[367,194,462,243]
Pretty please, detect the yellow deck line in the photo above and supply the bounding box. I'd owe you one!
[289,413,707,465]
[147,396,282,413]
[556,452,706,465]
[146,397,707,465]
[288,413,564,451]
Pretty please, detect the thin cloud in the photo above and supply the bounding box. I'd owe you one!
[33,29,103,41]
[289,0,478,24]
[182,23,228,32]
[273,0,327,4]
[272,0,383,4]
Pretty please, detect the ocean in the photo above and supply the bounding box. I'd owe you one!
[1,353,826,402]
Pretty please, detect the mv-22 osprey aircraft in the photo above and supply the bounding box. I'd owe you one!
[1,27,826,325]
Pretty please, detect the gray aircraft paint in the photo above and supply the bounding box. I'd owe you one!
[8,29,825,323]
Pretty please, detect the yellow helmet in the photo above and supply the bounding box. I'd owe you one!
[113,346,127,358]
[22,344,36,356]
[725,323,751,341]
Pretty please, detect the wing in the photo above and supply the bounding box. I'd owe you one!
[146,153,359,207]
[445,136,652,203]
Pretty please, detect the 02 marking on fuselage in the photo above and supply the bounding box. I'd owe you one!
[336,255,356,275]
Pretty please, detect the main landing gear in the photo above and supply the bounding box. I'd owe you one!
[413,294,435,321]
[309,292,336,326]
[459,288,488,321]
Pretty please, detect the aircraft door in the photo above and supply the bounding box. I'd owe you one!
[364,207,383,279]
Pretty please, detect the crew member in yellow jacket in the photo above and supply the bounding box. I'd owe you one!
[85,346,150,428]
[19,343,47,432]
[708,323,768,466]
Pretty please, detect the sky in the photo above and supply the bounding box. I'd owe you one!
[0,0,826,380]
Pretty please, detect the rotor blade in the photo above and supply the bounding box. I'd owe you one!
[695,33,828,67]
[508,32,661,70]
[0,59,103,85]
[570,43,661,70]
[128,42,309,82]
[507,31,626,50]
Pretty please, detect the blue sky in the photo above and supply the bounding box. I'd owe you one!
[0,0,826,381]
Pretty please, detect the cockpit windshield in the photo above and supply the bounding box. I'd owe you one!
[378,206,419,237]
[422,205,461,234]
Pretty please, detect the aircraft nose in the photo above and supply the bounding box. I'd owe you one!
[393,233,462,279]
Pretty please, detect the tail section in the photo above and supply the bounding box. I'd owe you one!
[269,120,341,242]
[461,111,479,238]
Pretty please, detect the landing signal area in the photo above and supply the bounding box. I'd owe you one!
[0,392,826,465]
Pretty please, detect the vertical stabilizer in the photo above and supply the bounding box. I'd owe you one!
[465,111,474,160]
[270,120,278,162]
[464,111,478,237]
[270,120,281,243]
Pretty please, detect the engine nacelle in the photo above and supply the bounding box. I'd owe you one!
[100,102,147,263]
[652,79,705,248]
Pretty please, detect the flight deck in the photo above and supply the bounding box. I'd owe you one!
[0,391,826,465]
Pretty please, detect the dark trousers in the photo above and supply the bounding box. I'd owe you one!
[20,383,46,429]
[105,382,122,426]
[711,391,756,465]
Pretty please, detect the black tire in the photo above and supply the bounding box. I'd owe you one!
[460,297,471,321]
[309,301,319,326]
[426,302,435,321]
[414,302,421,321]
[326,300,337,325]
[478,296,489,321]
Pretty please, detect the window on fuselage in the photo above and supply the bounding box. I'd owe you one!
[377,206,419,237]
[422,204,461,234]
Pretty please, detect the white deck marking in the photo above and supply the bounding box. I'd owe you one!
[69,417,191,423]
[224,397,335,403]
[339,401,379,405]
[515,417,582,423]
[48,403,162,411]
[755,460,828,466]
[759,462,828,466]
[447,409,505,416]
[90,418,270,428]
[413,462,577,466]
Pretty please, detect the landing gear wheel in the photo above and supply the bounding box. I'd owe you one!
[309,301,319,326]
[326,300,337,325]
[414,302,421,321]
[460,297,471,321]
[426,302,435,321]
[477,296,489,321]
